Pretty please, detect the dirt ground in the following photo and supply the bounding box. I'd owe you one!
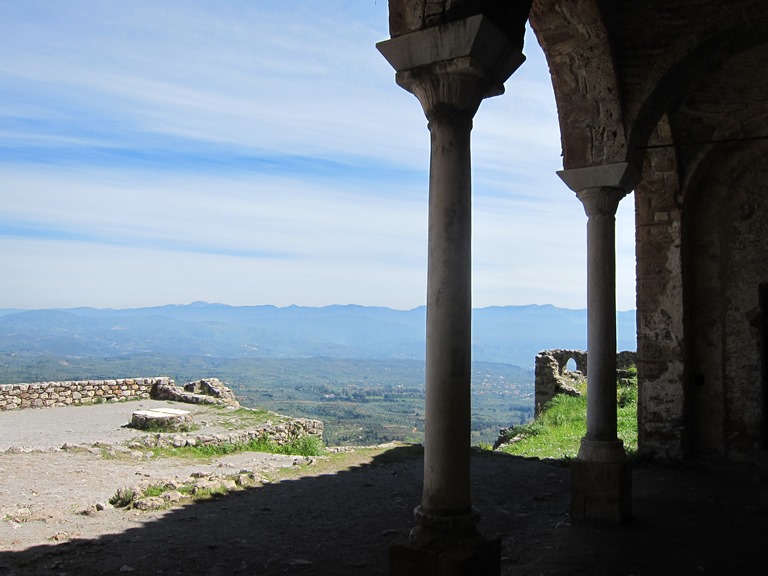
[1,403,767,575]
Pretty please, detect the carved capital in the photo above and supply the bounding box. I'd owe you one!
[378,14,524,120]
[576,186,626,217]
[396,57,495,119]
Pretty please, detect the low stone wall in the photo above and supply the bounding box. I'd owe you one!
[130,418,324,449]
[0,377,170,411]
[0,377,244,412]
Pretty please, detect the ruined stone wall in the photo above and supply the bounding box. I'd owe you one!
[635,117,686,459]
[0,377,169,411]
[534,349,587,413]
[535,349,637,414]
[152,378,239,407]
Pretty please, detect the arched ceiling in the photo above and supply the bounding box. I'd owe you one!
[385,1,768,177]
[667,44,768,192]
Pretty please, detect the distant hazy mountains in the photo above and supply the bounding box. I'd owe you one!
[0,302,636,368]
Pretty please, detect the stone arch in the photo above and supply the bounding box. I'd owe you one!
[626,7,768,165]
[534,349,588,414]
[528,0,627,168]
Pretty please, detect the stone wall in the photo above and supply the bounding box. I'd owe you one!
[0,377,169,411]
[535,349,637,414]
[535,350,587,414]
[635,117,686,460]
[0,377,241,412]
[685,142,768,458]
[131,418,324,450]
[152,378,240,407]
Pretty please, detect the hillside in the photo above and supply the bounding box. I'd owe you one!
[0,302,636,368]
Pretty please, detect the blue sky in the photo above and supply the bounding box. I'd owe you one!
[0,0,636,311]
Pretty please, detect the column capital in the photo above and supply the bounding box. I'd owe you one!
[557,162,641,194]
[575,187,626,217]
[377,14,524,119]
[557,162,641,217]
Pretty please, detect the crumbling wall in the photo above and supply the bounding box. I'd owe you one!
[152,378,240,407]
[535,349,637,414]
[534,349,587,414]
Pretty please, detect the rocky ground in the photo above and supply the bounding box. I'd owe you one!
[1,402,767,575]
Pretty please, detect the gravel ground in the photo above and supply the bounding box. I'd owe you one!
[0,400,240,452]
[2,403,767,575]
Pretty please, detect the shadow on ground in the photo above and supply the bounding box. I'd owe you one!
[0,446,765,575]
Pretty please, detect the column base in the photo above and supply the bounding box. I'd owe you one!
[388,533,500,576]
[570,458,632,524]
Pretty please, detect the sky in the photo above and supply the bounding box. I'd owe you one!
[0,0,637,311]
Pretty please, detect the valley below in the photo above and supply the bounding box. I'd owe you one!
[0,354,534,445]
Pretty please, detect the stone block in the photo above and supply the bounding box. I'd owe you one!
[570,459,632,524]
[131,408,191,431]
[388,534,500,576]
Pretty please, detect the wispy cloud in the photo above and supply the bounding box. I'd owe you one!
[0,1,636,311]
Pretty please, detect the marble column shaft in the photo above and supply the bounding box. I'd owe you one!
[422,111,474,517]
[378,16,524,538]
[579,186,625,446]
[559,162,640,461]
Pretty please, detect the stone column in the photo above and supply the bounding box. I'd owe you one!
[558,162,640,523]
[378,15,523,575]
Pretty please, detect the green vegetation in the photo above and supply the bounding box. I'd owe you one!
[186,484,228,500]
[498,369,638,459]
[110,480,229,510]
[145,434,325,460]
[213,407,287,430]
[109,487,138,508]
[142,483,168,499]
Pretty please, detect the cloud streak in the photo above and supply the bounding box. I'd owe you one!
[0,1,636,311]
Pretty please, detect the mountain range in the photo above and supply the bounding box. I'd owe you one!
[0,302,636,368]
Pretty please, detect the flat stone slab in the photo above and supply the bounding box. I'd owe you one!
[141,408,191,417]
[131,408,192,431]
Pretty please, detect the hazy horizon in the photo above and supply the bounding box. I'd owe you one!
[0,300,638,313]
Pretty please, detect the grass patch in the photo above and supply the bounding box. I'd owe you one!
[147,434,325,460]
[499,394,587,459]
[212,406,289,430]
[142,483,168,498]
[498,371,638,459]
[191,485,229,500]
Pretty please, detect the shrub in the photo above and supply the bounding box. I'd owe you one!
[109,487,137,508]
